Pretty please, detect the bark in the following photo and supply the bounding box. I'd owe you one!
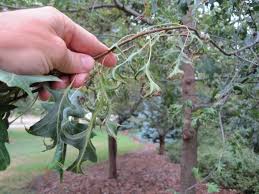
[180,10,197,194]
[108,135,117,179]
[158,134,165,155]
[180,62,197,194]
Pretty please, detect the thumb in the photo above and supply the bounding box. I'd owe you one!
[55,49,95,74]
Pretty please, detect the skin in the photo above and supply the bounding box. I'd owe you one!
[0,6,117,100]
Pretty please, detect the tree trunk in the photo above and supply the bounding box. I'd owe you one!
[108,136,117,179]
[158,134,165,155]
[180,62,197,194]
[179,8,197,194]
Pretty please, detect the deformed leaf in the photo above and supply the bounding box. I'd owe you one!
[61,90,98,173]
[28,88,97,178]
[27,88,71,144]
[49,142,67,181]
[0,70,60,97]
[0,109,13,171]
[0,142,10,171]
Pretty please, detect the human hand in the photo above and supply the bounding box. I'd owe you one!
[0,6,117,100]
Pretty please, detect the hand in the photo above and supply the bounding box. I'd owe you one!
[0,6,117,100]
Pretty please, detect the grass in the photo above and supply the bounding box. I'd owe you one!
[0,128,142,194]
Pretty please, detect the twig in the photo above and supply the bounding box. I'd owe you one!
[184,173,211,194]
[65,4,117,12]
[113,0,152,25]
[247,4,257,32]
[218,110,225,144]
[8,87,41,103]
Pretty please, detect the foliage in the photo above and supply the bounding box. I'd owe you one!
[0,70,59,171]
[28,88,97,178]
[167,124,259,193]
[210,134,259,194]
[207,182,220,193]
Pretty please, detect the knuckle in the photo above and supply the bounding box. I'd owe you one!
[43,6,59,14]
[53,36,66,49]
[90,34,98,41]
[51,37,68,62]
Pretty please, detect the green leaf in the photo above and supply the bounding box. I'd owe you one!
[0,142,10,171]
[65,137,97,173]
[61,90,97,173]
[185,100,193,108]
[254,5,259,11]
[192,167,202,181]
[28,88,97,177]
[0,70,60,97]
[178,0,189,14]
[106,120,118,138]
[49,142,67,181]
[0,112,12,171]
[27,88,71,142]
[207,182,220,193]
[0,105,16,114]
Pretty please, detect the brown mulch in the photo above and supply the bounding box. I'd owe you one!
[29,145,239,194]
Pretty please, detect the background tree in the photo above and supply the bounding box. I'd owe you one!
[107,81,144,178]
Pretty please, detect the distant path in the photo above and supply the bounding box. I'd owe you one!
[29,144,238,194]
[9,115,40,129]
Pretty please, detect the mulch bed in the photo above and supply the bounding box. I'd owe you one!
[29,146,239,194]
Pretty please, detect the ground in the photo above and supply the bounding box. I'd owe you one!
[0,128,141,194]
[30,143,239,194]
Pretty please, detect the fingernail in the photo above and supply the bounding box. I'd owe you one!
[81,55,95,72]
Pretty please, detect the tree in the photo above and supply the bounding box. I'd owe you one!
[108,82,144,178]
[145,97,173,155]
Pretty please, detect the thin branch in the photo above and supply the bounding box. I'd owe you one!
[192,103,211,111]
[218,110,225,144]
[94,26,189,59]
[94,25,259,60]
[113,0,152,25]
[247,5,257,32]
[65,4,117,12]
[8,87,41,103]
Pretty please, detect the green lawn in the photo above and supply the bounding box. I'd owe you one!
[0,129,142,194]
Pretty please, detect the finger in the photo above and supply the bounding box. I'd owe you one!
[70,73,89,88]
[58,15,117,67]
[39,88,51,101]
[50,75,70,89]
[55,48,95,74]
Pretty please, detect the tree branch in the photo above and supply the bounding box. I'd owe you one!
[65,4,117,13]
[218,110,225,144]
[94,25,259,60]
[113,0,152,25]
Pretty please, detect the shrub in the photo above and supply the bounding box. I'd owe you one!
[166,129,259,193]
